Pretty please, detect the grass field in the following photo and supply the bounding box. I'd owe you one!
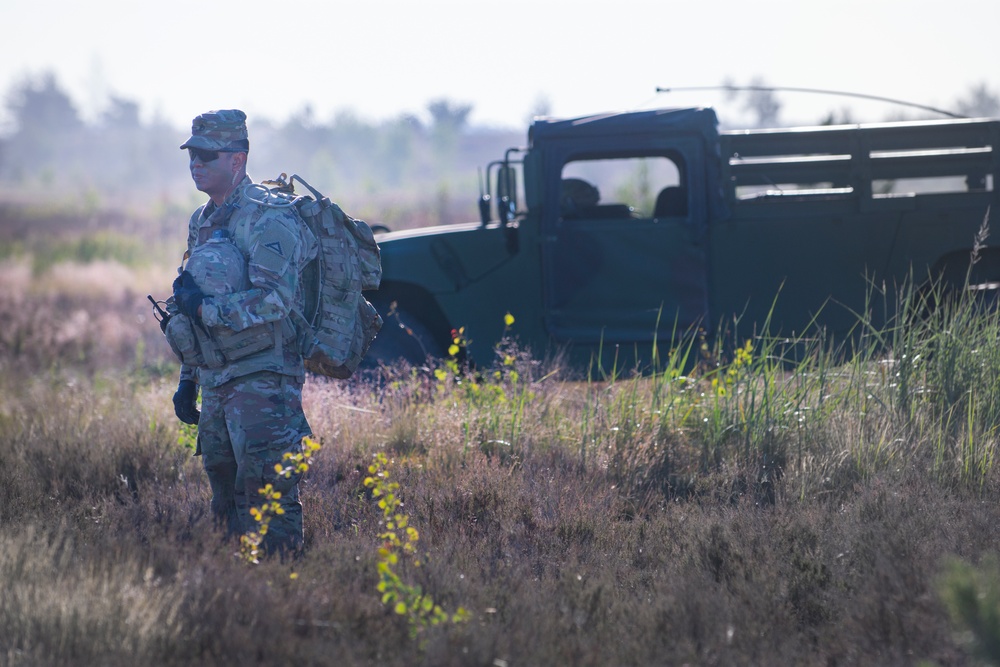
[3,201,1000,666]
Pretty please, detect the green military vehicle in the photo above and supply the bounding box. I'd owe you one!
[365,107,1000,372]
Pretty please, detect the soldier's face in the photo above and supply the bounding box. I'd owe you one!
[188,149,242,199]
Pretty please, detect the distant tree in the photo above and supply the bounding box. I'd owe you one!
[723,77,782,128]
[820,108,857,126]
[428,99,472,168]
[427,99,472,132]
[328,109,378,185]
[99,96,183,191]
[1,72,83,180]
[0,75,521,227]
[6,72,81,136]
[100,96,141,130]
[378,114,421,187]
[743,78,782,128]
[956,83,1000,118]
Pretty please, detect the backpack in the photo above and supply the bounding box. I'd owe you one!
[247,173,383,379]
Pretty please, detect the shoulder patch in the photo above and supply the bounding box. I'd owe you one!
[264,240,285,257]
[250,219,297,276]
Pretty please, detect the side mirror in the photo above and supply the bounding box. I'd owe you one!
[496,165,518,224]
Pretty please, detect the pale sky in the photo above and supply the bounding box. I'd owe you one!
[2,0,998,131]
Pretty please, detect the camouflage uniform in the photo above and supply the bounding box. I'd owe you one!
[177,110,317,553]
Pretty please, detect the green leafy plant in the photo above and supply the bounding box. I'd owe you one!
[434,325,469,382]
[176,422,198,452]
[364,452,469,636]
[239,436,322,565]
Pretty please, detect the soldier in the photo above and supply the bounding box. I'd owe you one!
[170,109,317,555]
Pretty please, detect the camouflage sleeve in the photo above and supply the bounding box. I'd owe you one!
[200,207,302,332]
[178,206,206,386]
[179,364,197,384]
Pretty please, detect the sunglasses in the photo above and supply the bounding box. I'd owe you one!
[188,147,224,163]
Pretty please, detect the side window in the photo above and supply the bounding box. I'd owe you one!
[560,155,685,220]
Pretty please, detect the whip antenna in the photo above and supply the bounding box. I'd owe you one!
[655,85,966,119]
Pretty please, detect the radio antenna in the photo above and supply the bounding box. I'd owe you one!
[655,85,966,119]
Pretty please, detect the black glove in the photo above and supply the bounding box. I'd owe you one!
[172,379,200,425]
[172,271,206,322]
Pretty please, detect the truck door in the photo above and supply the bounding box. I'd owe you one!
[541,143,709,350]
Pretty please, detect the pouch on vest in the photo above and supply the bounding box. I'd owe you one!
[163,231,278,368]
[164,311,206,367]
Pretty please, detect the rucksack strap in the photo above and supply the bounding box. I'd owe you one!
[290,174,325,203]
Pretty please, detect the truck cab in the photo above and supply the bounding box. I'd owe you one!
[366,107,1000,373]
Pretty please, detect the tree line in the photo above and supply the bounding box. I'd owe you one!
[0,72,522,228]
[1,72,997,228]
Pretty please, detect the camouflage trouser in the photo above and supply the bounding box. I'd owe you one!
[197,371,311,554]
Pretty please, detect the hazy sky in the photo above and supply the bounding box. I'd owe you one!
[2,0,998,131]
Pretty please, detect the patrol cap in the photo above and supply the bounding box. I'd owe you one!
[180,109,250,152]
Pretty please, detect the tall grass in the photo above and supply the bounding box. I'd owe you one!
[587,271,1000,510]
[5,211,1000,663]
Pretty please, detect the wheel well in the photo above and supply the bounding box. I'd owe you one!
[929,247,1000,288]
[909,247,1000,320]
[368,282,453,351]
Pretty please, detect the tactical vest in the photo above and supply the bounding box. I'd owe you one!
[164,228,279,369]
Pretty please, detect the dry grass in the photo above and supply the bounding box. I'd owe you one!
[3,202,1000,665]
[1,363,994,666]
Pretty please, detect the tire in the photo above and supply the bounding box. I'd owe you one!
[362,299,444,370]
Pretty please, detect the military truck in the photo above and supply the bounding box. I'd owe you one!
[365,107,1000,372]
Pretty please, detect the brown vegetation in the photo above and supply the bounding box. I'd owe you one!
[2,202,1000,666]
